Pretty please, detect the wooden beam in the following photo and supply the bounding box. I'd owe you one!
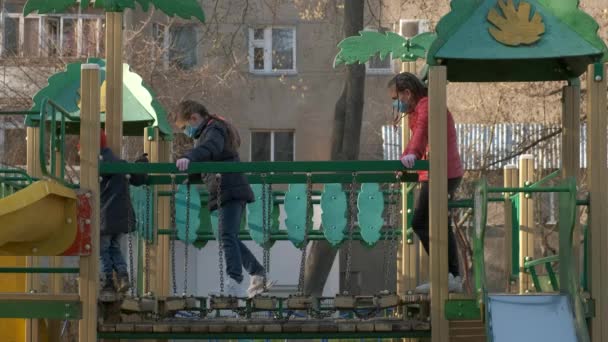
[397,62,419,342]
[143,128,172,299]
[518,155,535,293]
[428,65,449,342]
[105,12,123,153]
[25,126,41,342]
[145,128,172,342]
[79,63,101,342]
[503,164,517,292]
[48,151,65,342]
[561,83,581,278]
[586,63,608,342]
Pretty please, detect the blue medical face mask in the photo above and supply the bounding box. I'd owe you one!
[393,99,408,113]
[183,125,197,138]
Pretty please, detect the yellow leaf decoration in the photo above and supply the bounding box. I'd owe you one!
[487,0,545,46]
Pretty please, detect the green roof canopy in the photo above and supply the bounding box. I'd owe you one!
[427,0,608,82]
[26,58,173,138]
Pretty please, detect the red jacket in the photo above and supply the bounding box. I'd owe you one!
[402,97,464,182]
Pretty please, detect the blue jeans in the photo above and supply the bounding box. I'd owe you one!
[219,200,265,283]
[100,234,128,281]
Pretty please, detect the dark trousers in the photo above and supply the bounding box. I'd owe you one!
[219,200,265,283]
[411,178,462,276]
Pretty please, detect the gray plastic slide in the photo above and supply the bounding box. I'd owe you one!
[487,294,578,342]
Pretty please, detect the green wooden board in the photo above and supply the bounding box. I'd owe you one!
[247,184,277,247]
[284,184,310,248]
[130,185,154,242]
[357,183,384,247]
[320,184,347,247]
[175,184,200,244]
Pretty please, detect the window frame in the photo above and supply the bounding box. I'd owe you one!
[152,22,200,71]
[0,11,104,58]
[248,26,297,75]
[249,130,296,162]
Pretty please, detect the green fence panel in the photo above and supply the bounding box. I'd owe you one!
[358,183,384,247]
[130,185,155,242]
[247,184,276,247]
[175,184,200,244]
[284,184,310,247]
[321,183,347,247]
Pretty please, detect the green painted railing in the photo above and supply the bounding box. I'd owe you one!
[38,97,80,186]
[100,160,428,175]
[0,267,79,274]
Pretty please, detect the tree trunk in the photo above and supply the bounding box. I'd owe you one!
[303,0,365,297]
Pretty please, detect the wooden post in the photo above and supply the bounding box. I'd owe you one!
[105,12,123,153]
[143,128,172,298]
[48,152,65,342]
[25,126,41,342]
[396,62,419,342]
[518,155,535,293]
[428,65,449,342]
[79,63,101,342]
[503,164,517,292]
[144,128,172,342]
[561,81,581,277]
[586,63,608,342]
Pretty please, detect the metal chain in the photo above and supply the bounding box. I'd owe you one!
[389,184,401,276]
[183,182,191,296]
[343,173,357,295]
[170,175,177,295]
[126,175,137,297]
[297,173,313,294]
[144,185,151,295]
[383,183,393,290]
[216,174,225,294]
[261,176,271,290]
[383,183,400,290]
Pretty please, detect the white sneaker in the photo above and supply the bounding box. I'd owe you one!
[247,275,276,298]
[414,273,463,294]
[223,279,247,297]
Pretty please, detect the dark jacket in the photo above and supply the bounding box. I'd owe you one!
[100,148,148,236]
[183,117,254,211]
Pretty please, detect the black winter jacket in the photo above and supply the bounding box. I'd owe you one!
[183,118,254,211]
[100,148,148,236]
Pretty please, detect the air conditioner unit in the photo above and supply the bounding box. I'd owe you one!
[398,19,430,38]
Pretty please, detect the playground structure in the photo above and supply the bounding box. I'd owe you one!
[0,1,607,342]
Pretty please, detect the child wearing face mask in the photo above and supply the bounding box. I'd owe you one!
[388,72,465,294]
[175,100,272,298]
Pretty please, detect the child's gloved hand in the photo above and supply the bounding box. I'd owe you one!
[135,153,149,163]
[401,154,417,168]
[176,158,190,171]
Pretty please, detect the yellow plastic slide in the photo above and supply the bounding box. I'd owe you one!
[0,181,78,256]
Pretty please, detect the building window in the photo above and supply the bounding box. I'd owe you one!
[249,27,297,74]
[251,131,295,161]
[0,12,104,58]
[152,23,199,70]
[364,27,394,75]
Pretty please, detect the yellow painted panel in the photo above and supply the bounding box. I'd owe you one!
[0,181,78,256]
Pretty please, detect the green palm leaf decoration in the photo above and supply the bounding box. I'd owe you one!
[24,0,205,22]
[537,0,608,62]
[334,31,437,67]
